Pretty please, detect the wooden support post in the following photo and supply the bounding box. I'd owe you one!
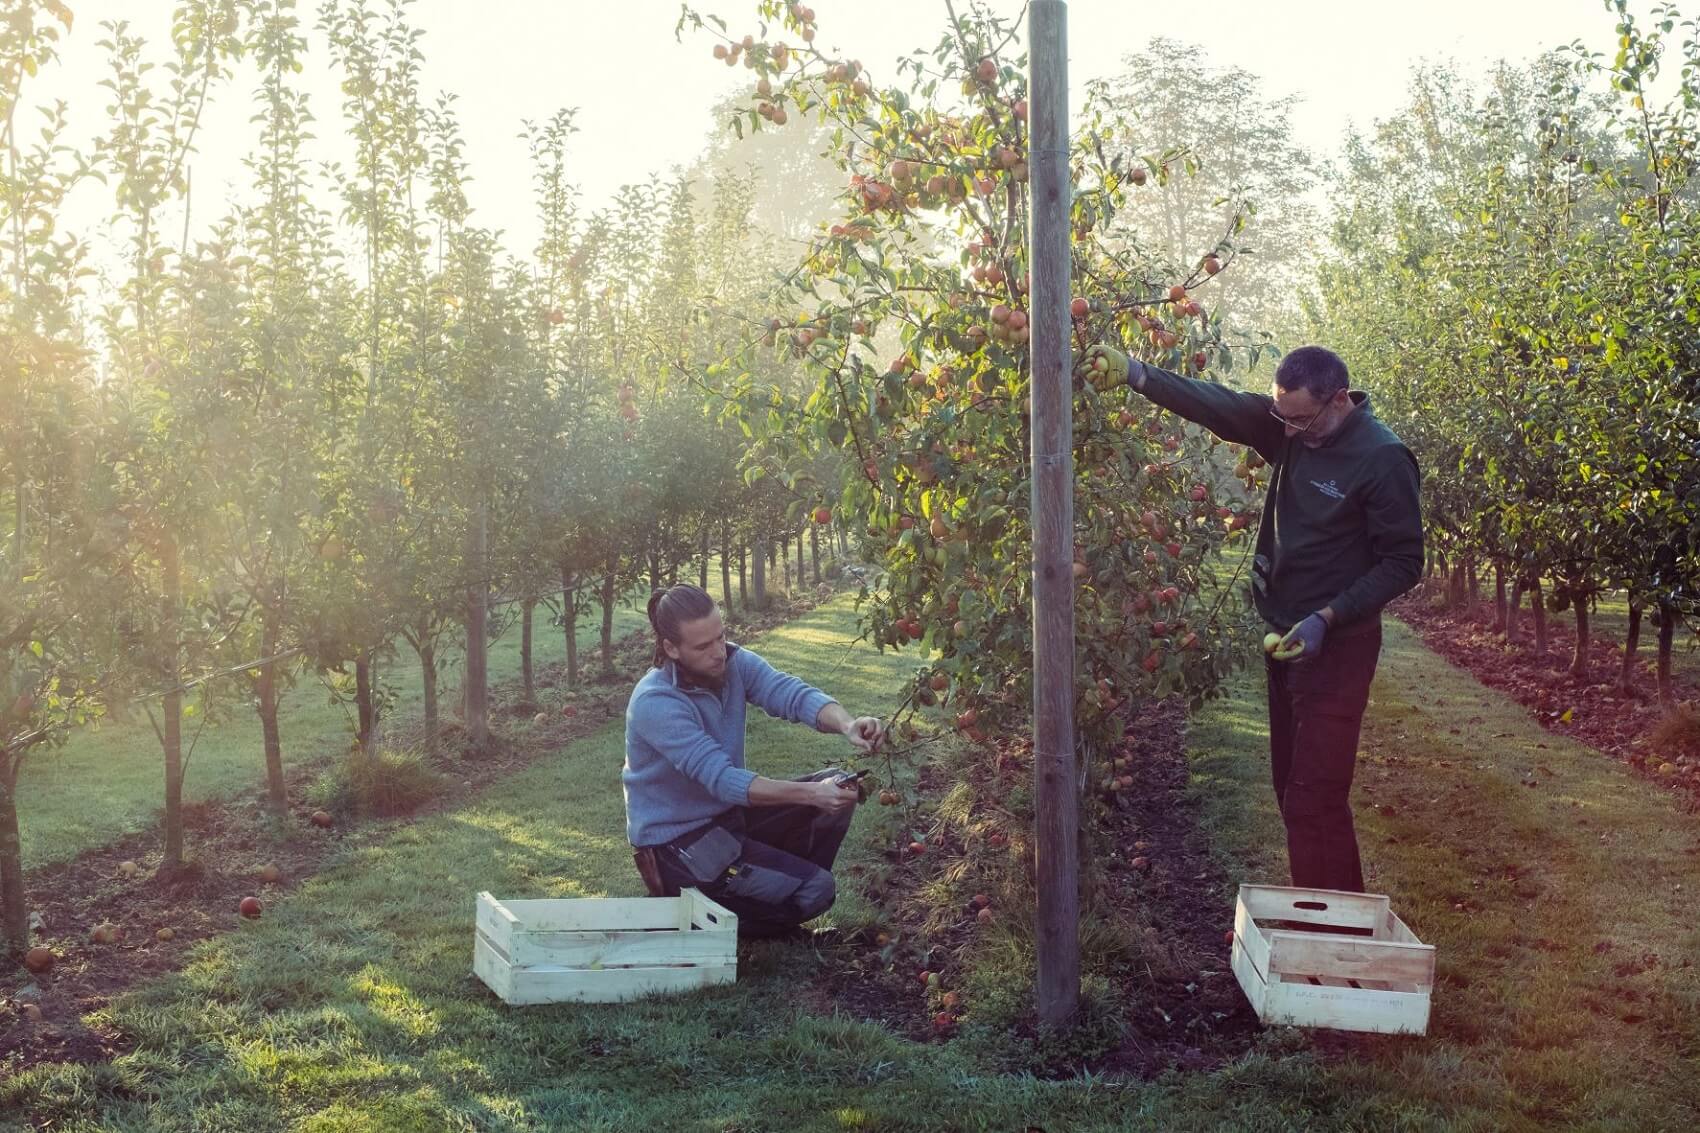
[1028,0,1079,1028]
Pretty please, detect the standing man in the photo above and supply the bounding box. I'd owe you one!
[624,584,886,938]
[1087,344,1423,893]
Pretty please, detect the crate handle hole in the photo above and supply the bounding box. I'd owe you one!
[1293,900,1329,911]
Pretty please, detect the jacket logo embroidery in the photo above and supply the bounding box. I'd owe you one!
[1310,478,1346,500]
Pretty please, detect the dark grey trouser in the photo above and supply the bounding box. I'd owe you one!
[652,769,854,938]
[1265,622,1382,893]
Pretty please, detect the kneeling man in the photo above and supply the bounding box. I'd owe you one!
[624,584,884,938]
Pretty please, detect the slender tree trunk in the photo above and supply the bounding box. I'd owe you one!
[720,519,733,609]
[737,543,747,608]
[1448,561,1466,608]
[0,753,27,956]
[521,597,536,706]
[649,542,662,595]
[420,639,438,752]
[796,527,805,589]
[1493,565,1507,632]
[257,614,286,813]
[1570,585,1590,680]
[811,524,821,583]
[600,570,617,675]
[465,502,490,750]
[1506,579,1523,644]
[1465,551,1480,605]
[782,532,792,591]
[753,536,769,609]
[1618,601,1643,697]
[161,535,185,871]
[562,573,579,690]
[699,521,710,590]
[837,526,848,557]
[355,653,375,754]
[1657,599,1677,706]
[1531,579,1548,657]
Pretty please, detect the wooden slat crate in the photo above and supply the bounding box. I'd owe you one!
[473,888,737,1005]
[1230,884,1434,1035]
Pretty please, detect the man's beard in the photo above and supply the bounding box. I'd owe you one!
[677,657,727,691]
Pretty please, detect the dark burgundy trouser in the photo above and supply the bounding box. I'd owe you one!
[1264,621,1382,893]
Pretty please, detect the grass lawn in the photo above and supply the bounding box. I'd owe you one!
[6,601,1699,1130]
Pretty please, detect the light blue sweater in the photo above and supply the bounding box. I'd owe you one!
[623,642,836,847]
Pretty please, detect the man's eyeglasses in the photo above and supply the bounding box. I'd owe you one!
[1268,405,1321,433]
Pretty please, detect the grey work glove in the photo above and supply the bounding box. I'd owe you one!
[1277,613,1329,663]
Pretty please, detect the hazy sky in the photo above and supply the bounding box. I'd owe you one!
[23,0,1645,273]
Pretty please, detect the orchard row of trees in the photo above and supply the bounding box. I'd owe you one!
[0,0,834,953]
[1313,0,1699,701]
[677,2,1284,796]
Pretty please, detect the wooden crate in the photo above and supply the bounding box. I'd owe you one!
[1230,884,1434,1035]
[473,888,737,1005]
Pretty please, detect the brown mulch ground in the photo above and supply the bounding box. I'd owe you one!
[1,582,838,1076]
[813,697,1264,1078]
[1390,585,1700,802]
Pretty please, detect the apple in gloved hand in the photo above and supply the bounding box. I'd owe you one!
[1082,345,1129,391]
[1272,614,1328,662]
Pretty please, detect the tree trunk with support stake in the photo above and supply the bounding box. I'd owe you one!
[600,569,617,675]
[1656,600,1677,705]
[753,537,768,609]
[0,751,27,955]
[1569,584,1590,680]
[355,653,375,754]
[561,572,579,689]
[160,535,185,871]
[1530,579,1548,657]
[1618,601,1642,697]
[721,519,734,608]
[1493,565,1506,632]
[464,502,490,751]
[257,612,286,812]
[521,598,536,705]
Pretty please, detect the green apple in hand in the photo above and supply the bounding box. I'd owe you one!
[1083,345,1129,390]
[1264,631,1305,661]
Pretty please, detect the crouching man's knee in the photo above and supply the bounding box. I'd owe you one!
[791,866,836,922]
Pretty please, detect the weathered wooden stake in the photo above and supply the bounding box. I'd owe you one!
[1028,0,1079,1027]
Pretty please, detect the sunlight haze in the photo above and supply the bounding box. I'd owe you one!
[32,0,1635,273]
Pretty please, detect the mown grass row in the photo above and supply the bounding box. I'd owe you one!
[5,601,1698,1130]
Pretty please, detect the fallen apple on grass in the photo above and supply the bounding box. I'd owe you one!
[23,946,54,974]
[239,896,263,919]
